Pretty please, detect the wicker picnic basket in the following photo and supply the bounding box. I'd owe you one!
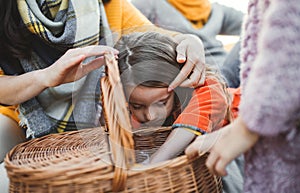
[4,53,222,193]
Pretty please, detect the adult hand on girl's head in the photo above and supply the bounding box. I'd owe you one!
[169,34,206,91]
[185,116,259,176]
[41,45,118,87]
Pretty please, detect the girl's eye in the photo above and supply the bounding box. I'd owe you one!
[130,104,143,110]
[156,100,167,107]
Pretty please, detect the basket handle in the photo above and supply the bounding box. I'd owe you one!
[101,52,135,191]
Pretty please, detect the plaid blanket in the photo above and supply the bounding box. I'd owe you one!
[17,0,111,138]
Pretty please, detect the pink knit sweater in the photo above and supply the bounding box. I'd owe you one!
[239,0,300,192]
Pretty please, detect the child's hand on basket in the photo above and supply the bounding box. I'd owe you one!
[185,116,259,176]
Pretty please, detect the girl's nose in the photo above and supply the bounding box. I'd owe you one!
[144,107,157,122]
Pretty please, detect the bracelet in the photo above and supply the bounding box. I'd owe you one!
[172,124,206,136]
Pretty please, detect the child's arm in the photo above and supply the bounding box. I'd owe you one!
[149,128,196,164]
[148,78,229,164]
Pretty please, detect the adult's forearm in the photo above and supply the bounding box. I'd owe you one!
[0,69,47,105]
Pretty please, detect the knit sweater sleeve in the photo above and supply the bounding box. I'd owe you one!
[120,0,178,36]
[124,0,179,37]
[121,0,152,30]
[240,0,300,136]
[105,0,152,36]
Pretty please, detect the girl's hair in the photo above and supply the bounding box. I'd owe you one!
[0,0,31,60]
[115,31,233,123]
[115,32,182,88]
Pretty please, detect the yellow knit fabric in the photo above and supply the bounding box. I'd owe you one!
[0,69,20,122]
[168,0,211,29]
[104,0,153,37]
[0,105,19,123]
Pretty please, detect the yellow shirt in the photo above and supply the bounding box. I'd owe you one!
[0,69,20,122]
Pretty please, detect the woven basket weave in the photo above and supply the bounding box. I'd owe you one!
[5,53,222,192]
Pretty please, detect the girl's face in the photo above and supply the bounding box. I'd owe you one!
[126,85,175,128]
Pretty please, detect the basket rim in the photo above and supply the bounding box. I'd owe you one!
[4,126,202,173]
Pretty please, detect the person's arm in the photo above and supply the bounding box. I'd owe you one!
[149,78,229,164]
[0,45,118,105]
[148,128,195,164]
[185,116,259,176]
[0,70,49,105]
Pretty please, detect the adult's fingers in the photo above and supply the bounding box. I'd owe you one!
[87,55,105,66]
[169,35,206,90]
[64,54,86,69]
[175,40,188,63]
[169,69,191,91]
[179,55,205,88]
[185,133,216,158]
[214,156,229,176]
[67,45,118,60]
[185,138,202,159]
[169,41,192,90]
[81,56,105,72]
[185,129,225,159]
[205,150,220,175]
[198,69,206,86]
[178,66,202,88]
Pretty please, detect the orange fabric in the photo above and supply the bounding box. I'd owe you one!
[105,0,178,38]
[0,68,17,122]
[220,87,241,126]
[130,81,241,134]
[0,105,19,123]
[0,69,20,122]
[168,0,211,29]
[174,78,230,133]
[104,0,153,37]
[228,87,241,119]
